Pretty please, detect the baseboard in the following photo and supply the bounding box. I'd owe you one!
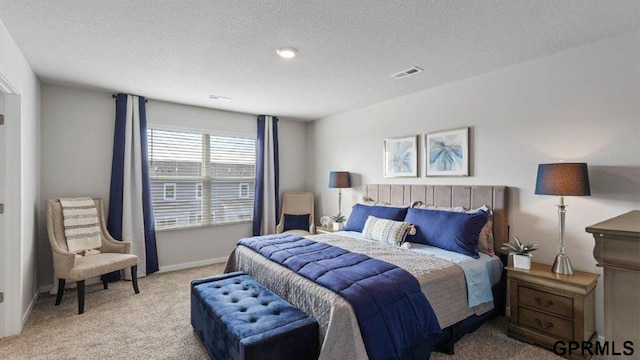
[22,289,39,328]
[158,257,227,274]
[37,258,226,294]
[40,277,102,294]
[505,306,511,316]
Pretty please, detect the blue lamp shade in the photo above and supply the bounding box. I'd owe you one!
[535,163,591,196]
[329,171,351,189]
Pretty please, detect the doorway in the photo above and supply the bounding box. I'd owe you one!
[0,93,4,339]
[0,74,20,338]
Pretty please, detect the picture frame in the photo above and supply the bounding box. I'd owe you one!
[383,135,418,178]
[425,127,469,177]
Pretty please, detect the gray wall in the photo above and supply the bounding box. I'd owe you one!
[40,84,308,285]
[0,18,41,334]
[307,31,640,340]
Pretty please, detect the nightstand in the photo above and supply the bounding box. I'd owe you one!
[316,226,339,234]
[507,262,599,359]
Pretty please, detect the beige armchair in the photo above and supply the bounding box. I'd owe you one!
[276,192,315,235]
[46,198,139,314]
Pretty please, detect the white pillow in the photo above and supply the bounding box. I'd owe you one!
[362,215,414,246]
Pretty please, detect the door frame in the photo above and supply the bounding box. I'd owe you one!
[0,71,22,338]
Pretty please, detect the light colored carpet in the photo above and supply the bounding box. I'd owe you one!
[1,264,568,360]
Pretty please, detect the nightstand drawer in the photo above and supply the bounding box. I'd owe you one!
[520,307,573,340]
[519,286,573,317]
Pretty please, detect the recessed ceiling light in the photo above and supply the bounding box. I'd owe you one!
[209,94,232,101]
[276,47,298,59]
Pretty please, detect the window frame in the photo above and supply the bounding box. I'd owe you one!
[148,126,256,231]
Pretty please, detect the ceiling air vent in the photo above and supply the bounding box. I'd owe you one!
[209,94,232,101]
[391,66,424,79]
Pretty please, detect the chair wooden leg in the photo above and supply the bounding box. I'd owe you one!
[131,265,140,294]
[55,278,65,305]
[101,275,108,290]
[77,280,85,315]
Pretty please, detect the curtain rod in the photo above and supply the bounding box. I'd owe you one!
[112,94,148,103]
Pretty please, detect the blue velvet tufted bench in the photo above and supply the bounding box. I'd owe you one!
[191,271,319,360]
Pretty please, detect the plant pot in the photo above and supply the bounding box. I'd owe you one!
[332,222,344,231]
[513,254,532,270]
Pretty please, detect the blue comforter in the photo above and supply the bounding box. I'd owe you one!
[238,234,441,360]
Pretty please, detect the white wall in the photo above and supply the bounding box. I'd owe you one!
[39,85,114,287]
[146,100,308,269]
[40,84,308,284]
[0,19,41,335]
[308,31,640,340]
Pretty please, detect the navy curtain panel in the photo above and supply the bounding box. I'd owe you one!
[107,93,159,281]
[252,115,280,236]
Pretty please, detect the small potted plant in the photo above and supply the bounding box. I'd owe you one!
[501,236,538,270]
[331,213,346,231]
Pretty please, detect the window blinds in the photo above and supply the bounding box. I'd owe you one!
[147,128,256,230]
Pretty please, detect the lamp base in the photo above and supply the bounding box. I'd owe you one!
[552,253,574,275]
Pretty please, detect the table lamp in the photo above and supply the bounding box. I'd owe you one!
[328,171,351,222]
[535,162,591,275]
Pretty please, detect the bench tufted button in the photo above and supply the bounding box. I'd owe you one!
[193,274,320,358]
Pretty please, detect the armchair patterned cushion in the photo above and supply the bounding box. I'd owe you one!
[46,198,139,314]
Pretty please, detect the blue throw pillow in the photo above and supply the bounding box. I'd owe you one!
[344,204,408,232]
[283,214,310,232]
[404,208,488,258]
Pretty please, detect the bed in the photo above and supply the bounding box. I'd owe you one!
[224,185,509,360]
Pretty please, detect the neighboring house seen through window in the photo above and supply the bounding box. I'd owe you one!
[148,128,256,230]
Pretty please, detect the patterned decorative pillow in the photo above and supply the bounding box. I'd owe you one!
[362,215,413,246]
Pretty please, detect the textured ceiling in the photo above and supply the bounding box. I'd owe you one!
[0,1,637,120]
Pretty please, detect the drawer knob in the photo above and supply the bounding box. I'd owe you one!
[535,318,554,329]
[535,296,553,308]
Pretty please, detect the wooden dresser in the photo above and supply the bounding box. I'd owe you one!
[507,263,599,359]
[586,211,640,359]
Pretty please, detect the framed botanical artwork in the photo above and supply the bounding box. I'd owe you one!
[383,135,418,178]
[425,127,469,177]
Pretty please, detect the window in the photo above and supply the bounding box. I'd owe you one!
[195,182,202,199]
[148,128,256,230]
[163,183,176,201]
[239,183,250,198]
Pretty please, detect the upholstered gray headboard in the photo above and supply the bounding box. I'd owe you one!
[363,185,509,255]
